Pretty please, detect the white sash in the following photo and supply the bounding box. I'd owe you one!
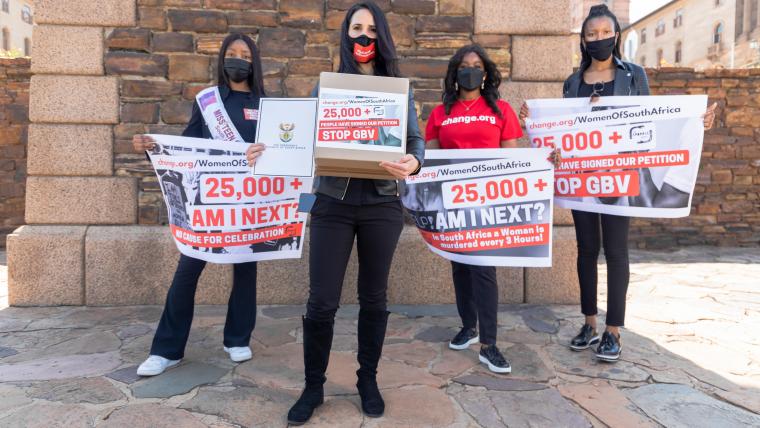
[195,86,245,142]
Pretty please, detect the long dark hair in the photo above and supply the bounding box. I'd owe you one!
[442,44,502,117]
[579,4,622,72]
[338,2,400,77]
[217,33,266,96]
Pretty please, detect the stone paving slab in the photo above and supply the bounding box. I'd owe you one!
[0,247,758,427]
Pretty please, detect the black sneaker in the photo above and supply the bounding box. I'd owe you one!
[449,327,479,350]
[478,345,511,374]
[570,324,600,351]
[595,331,622,362]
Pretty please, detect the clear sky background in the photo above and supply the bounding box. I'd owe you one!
[630,0,673,23]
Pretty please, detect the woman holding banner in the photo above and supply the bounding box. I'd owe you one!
[519,5,716,362]
[132,33,268,376]
[425,44,522,374]
[266,3,424,425]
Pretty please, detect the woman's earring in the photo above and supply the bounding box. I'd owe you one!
[455,82,459,91]
[481,81,485,90]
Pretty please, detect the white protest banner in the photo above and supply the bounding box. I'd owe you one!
[526,95,707,218]
[147,134,313,264]
[402,148,554,267]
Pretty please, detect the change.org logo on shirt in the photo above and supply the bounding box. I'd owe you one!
[441,114,497,126]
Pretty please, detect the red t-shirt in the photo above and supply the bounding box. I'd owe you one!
[425,98,523,149]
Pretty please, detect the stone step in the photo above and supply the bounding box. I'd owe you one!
[7,224,578,306]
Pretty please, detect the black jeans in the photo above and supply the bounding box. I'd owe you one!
[451,262,498,345]
[571,210,630,327]
[150,254,258,360]
[306,198,404,322]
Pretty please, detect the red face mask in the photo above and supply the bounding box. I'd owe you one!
[351,35,376,63]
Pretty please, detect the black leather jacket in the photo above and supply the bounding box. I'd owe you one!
[310,84,426,200]
[563,57,650,98]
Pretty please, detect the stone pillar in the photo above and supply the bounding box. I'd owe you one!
[10,0,236,306]
[475,0,579,304]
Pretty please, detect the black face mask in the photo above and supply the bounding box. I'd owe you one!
[456,67,485,91]
[585,36,616,61]
[350,34,374,47]
[224,57,252,83]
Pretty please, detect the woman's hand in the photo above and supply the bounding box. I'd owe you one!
[702,102,718,130]
[246,143,266,166]
[132,134,156,153]
[519,102,530,122]
[380,154,420,180]
[548,148,562,168]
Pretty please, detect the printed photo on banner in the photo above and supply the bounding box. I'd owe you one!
[147,134,314,264]
[402,148,554,268]
[525,95,707,218]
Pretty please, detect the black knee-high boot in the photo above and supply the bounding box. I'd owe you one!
[287,316,334,426]
[356,309,389,417]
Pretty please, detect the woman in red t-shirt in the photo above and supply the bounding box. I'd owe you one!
[426,44,522,374]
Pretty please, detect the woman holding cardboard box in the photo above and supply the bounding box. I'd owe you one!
[251,2,425,425]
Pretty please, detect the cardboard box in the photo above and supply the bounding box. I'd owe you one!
[315,72,409,180]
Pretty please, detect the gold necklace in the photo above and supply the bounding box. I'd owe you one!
[458,96,481,111]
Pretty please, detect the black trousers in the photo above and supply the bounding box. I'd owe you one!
[451,262,498,345]
[571,210,630,327]
[306,198,404,322]
[150,254,258,360]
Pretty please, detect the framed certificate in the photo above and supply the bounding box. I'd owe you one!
[315,72,409,179]
[252,98,317,178]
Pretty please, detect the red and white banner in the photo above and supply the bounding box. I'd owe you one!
[402,148,554,267]
[526,95,707,218]
[147,135,313,264]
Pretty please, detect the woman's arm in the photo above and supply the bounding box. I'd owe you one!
[380,88,424,179]
[427,139,440,149]
[500,139,518,148]
[182,101,205,138]
[404,88,425,172]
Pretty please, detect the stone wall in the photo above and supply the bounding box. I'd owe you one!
[0,58,30,248]
[9,0,580,306]
[630,67,760,248]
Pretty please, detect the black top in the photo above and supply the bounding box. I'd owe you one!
[578,79,615,98]
[336,177,399,206]
[182,86,260,143]
[563,57,650,98]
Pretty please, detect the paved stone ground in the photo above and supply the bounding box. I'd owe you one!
[0,247,758,427]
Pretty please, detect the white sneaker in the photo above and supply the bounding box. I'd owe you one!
[136,355,180,376]
[224,346,252,362]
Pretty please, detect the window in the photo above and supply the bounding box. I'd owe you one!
[657,49,664,67]
[714,23,723,44]
[656,19,666,36]
[640,56,646,67]
[1,28,9,51]
[641,28,647,44]
[1,0,9,13]
[674,9,683,28]
[21,5,32,24]
[675,41,682,63]
[23,38,30,56]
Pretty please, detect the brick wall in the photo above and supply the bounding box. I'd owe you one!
[630,68,760,248]
[107,0,513,225]
[0,58,30,248]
